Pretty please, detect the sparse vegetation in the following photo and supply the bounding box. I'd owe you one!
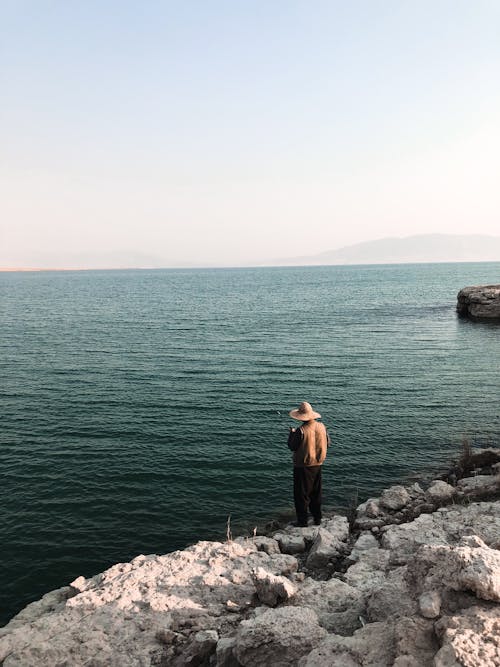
[345,488,359,531]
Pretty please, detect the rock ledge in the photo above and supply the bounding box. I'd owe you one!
[457,284,500,319]
[1,448,500,666]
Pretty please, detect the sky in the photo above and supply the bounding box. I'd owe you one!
[1,0,500,268]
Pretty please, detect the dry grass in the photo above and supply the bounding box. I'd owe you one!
[345,488,359,531]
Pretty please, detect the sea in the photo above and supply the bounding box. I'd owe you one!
[1,262,499,625]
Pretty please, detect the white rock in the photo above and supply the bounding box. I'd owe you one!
[343,548,390,593]
[455,540,500,602]
[434,606,500,667]
[306,526,347,569]
[215,637,239,667]
[356,498,380,518]
[392,658,424,667]
[365,499,382,518]
[408,482,425,497]
[289,577,365,635]
[298,620,396,667]
[0,586,73,634]
[381,514,449,564]
[4,489,500,667]
[274,532,306,555]
[234,606,327,666]
[355,517,386,531]
[366,567,418,621]
[381,501,500,566]
[349,532,379,561]
[250,536,281,555]
[379,485,411,511]
[292,525,319,541]
[393,616,438,667]
[457,474,500,495]
[279,525,319,541]
[418,591,441,618]
[322,516,350,542]
[252,567,297,607]
[175,629,219,666]
[0,540,297,666]
[409,535,500,602]
[425,480,455,503]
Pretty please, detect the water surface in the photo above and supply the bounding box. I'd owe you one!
[1,263,499,624]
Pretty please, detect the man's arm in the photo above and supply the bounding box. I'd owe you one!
[287,427,302,452]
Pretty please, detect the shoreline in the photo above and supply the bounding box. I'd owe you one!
[0,468,443,630]
[1,447,499,666]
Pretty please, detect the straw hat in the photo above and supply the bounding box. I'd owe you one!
[289,401,321,421]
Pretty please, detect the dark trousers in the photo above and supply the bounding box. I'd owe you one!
[293,465,322,525]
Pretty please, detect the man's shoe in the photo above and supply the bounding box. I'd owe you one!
[292,521,308,528]
[313,518,322,526]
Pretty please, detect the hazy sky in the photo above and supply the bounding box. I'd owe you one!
[1,1,500,267]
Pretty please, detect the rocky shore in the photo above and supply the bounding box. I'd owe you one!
[457,285,500,319]
[1,448,500,666]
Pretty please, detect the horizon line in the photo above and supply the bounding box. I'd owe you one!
[2,258,500,273]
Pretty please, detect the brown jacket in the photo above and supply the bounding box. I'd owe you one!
[287,420,330,468]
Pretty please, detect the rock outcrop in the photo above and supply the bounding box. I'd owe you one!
[457,284,500,319]
[1,448,500,666]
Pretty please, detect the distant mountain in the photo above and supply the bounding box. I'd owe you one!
[272,234,500,266]
[3,234,500,272]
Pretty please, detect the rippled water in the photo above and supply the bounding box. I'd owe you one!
[1,263,499,624]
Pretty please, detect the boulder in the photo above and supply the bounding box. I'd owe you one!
[343,548,390,594]
[298,620,396,667]
[392,659,423,667]
[3,479,500,667]
[457,474,500,497]
[322,515,350,542]
[408,482,425,498]
[355,517,386,531]
[457,284,500,319]
[234,606,326,666]
[434,606,500,666]
[365,567,418,621]
[379,486,411,511]
[277,525,319,541]
[425,480,455,503]
[408,535,500,602]
[0,540,298,666]
[273,532,307,555]
[250,536,281,555]
[215,637,239,667]
[174,629,218,666]
[349,532,379,562]
[0,586,73,633]
[302,516,349,570]
[356,498,381,519]
[306,527,346,569]
[381,513,449,564]
[393,616,438,667]
[251,567,297,607]
[418,591,442,619]
[289,577,365,635]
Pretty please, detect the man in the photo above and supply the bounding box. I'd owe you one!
[287,401,330,527]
